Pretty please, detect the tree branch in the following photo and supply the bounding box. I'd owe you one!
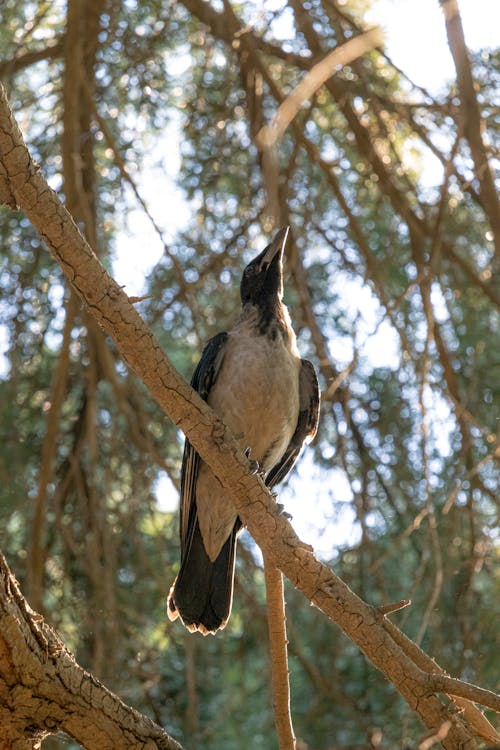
[429,674,500,714]
[0,38,64,78]
[0,553,184,749]
[440,0,500,256]
[264,558,296,750]
[384,619,500,745]
[27,293,77,611]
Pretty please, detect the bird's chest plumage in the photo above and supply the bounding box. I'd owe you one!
[208,325,300,469]
[196,309,301,561]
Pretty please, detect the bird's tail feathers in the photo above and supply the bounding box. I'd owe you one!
[167,519,240,635]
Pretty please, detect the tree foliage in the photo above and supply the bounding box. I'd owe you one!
[0,0,499,748]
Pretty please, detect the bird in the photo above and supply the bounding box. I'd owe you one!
[167,227,320,635]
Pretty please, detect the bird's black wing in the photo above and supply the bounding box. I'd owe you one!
[179,332,228,552]
[266,359,320,489]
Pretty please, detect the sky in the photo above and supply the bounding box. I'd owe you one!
[367,0,499,92]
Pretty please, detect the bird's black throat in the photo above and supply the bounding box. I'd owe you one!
[239,227,290,339]
[240,297,292,345]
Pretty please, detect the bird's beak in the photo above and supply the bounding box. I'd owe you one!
[258,226,290,270]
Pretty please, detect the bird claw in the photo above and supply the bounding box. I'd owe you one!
[244,447,260,475]
[276,502,293,521]
[249,459,260,474]
[244,448,267,477]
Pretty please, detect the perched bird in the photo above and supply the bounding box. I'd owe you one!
[167,227,320,635]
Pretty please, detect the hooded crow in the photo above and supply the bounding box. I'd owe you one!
[167,227,320,634]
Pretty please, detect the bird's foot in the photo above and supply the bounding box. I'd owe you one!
[244,447,260,475]
[249,459,260,474]
[244,448,267,477]
[275,500,293,521]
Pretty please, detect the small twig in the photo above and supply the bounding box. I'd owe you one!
[128,294,153,304]
[378,599,412,616]
[256,27,383,151]
[322,353,357,402]
[369,507,429,574]
[429,673,500,714]
[414,281,443,648]
[418,720,452,750]
[443,445,500,514]
[264,556,296,750]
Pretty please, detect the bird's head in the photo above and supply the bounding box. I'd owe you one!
[240,227,290,309]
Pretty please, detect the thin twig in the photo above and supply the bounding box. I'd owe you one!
[440,0,500,255]
[264,557,296,750]
[256,27,383,151]
[378,599,412,616]
[27,292,77,611]
[418,720,452,750]
[429,673,500,713]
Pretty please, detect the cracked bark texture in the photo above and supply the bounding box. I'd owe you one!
[0,553,183,750]
[1,82,498,750]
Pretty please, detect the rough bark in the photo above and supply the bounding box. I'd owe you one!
[0,553,183,749]
[264,560,295,750]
